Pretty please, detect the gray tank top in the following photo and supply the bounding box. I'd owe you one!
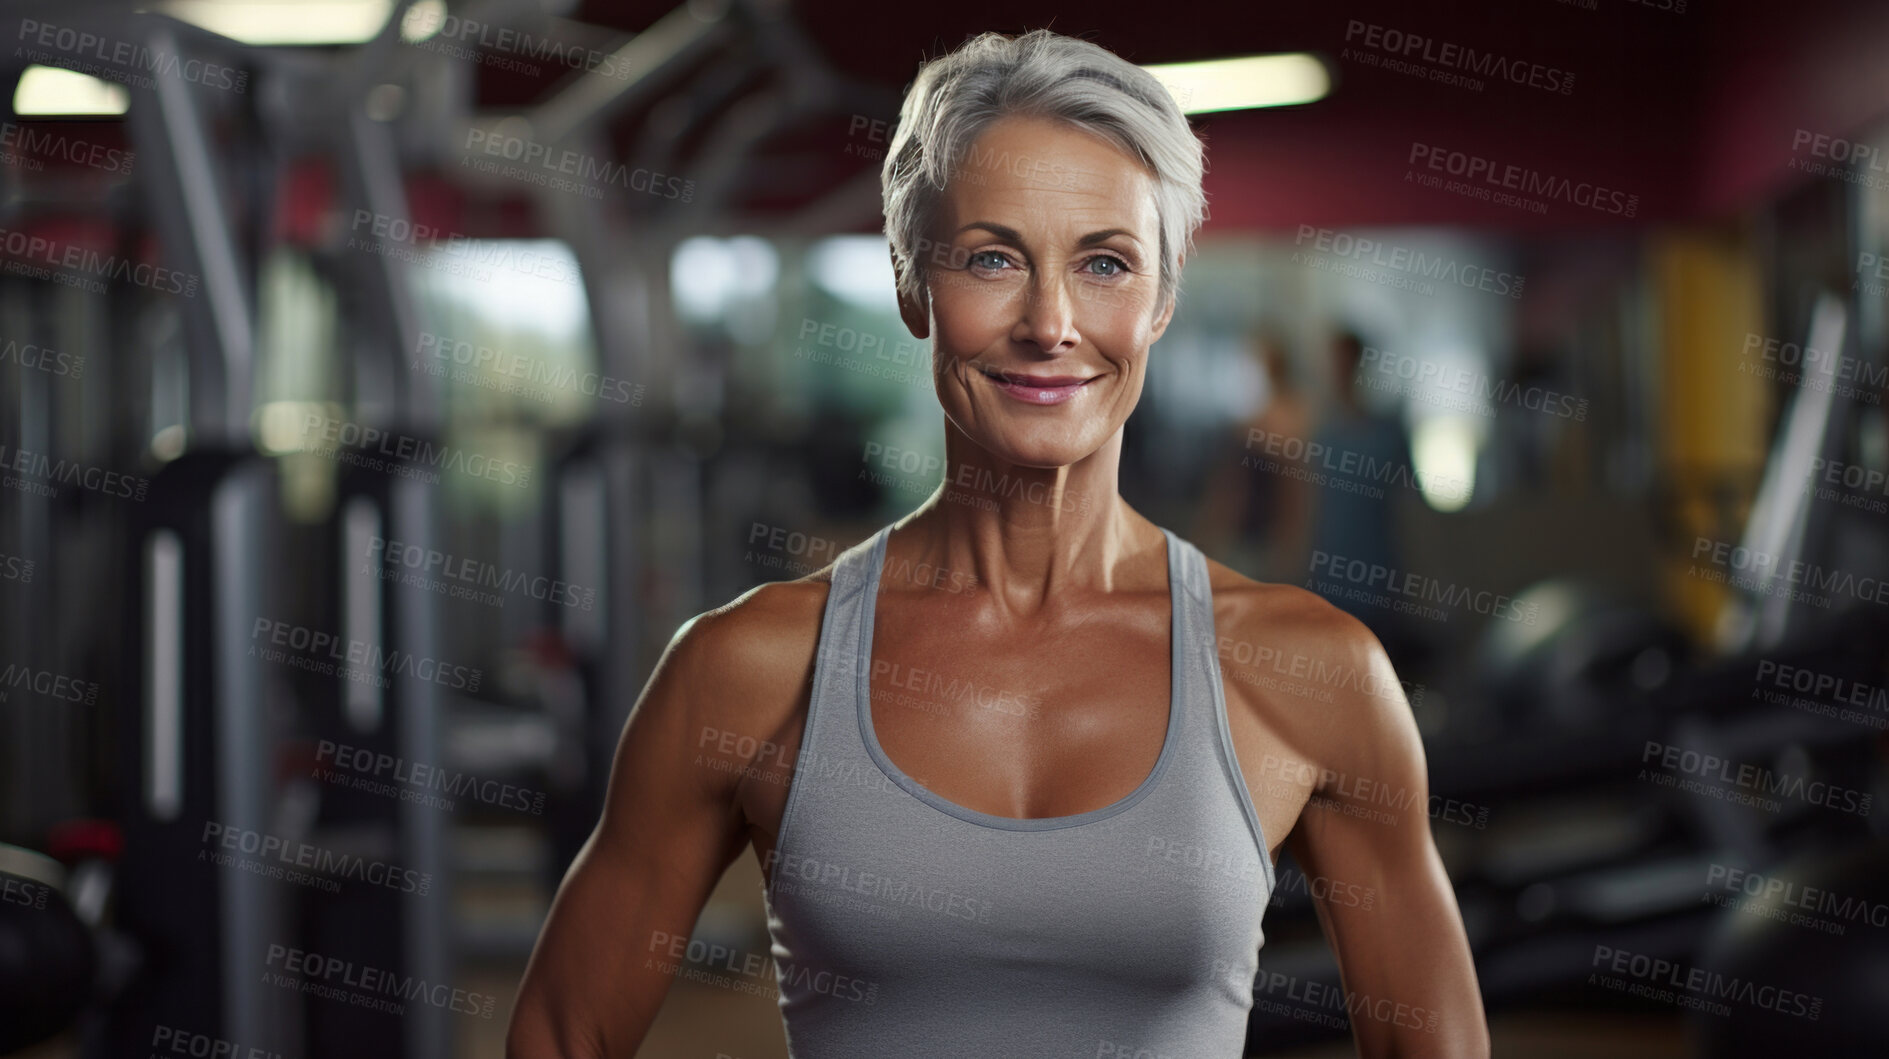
[761,523,1276,1058]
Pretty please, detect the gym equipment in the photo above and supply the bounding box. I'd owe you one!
[1473,578,1692,733]
[1246,289,1888,1049]
[103,13,280,1054]
[1688,840,1889,1058]
[0,846,94,1053]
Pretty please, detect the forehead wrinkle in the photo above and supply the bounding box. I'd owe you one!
[945,189,1156,252]
[936,116,1162,263]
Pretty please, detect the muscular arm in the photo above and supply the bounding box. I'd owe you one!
[506,581,822,1057]
[1282,615,1488,1058]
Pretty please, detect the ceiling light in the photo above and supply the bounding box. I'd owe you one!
[13,65,129,116]
[158,0,395,46]
[1141,53,1330,114]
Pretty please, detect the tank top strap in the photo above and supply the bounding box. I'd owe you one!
[805,524,889,745]
[823,523,888,612]
[1161,525,1220,725]
[1163,526,1214,647]
[1161,527,1277,895]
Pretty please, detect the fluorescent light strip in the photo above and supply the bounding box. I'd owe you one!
[13,65,129,116]
[1141,53,1330,114]
[158,0,395,46]
[146,530,184,821]
[343,496,384,733]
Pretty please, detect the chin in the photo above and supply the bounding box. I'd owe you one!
[961,422,1105,471]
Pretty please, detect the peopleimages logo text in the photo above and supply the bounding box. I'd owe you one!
[369,535,596,611]
[1343,20,1575,95]
[300,413,532,487]
[0,442,149,500]
[0,225,198,296]
[201,821,431,896]
[251,618,482,692]
[462,130,694,202]
[1293,225,1525,298]
[265,944,496,1018]
[1407,142,1638,217]
[0,122,134,175]
[316,739,545,815]
[1309,550,1539,625]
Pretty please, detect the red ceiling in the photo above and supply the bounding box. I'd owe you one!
[20,0,1887,240]
[483,0,1889,233]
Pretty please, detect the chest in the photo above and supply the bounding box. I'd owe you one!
[861,601,1174,822]
[742,593,1314,882]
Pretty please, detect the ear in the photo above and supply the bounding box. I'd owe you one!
[892,245,931,339]
[1147,252,1184,342]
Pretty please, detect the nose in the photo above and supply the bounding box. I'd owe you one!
[1011,269,1081,353]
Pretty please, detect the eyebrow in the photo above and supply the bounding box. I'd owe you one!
[955,222,1144,249]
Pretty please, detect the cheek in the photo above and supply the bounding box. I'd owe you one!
[1084,291,1160,354]
[930,279,1015,352]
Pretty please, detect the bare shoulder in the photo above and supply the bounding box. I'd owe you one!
[1199,549,1391,694]
[659,567,836,742]
[1197,549,1420,781]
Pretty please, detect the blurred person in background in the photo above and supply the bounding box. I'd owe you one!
[1196,326,1315,582]
[508,27,1484,1059]
[1306,328,1423,673]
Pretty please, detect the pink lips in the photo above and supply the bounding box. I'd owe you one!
[981,368,1095,405]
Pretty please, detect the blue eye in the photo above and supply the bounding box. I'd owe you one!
[1086,256,1126,276]
[970,250,1009,270]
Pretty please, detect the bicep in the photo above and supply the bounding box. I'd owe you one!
[1282,652,1487,1056]
[508,625,751,1058]
[1285,788,1468,1049]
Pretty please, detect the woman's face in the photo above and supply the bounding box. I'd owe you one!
[898,114,1177,470]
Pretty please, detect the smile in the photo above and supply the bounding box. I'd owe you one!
[978,367,1097,406]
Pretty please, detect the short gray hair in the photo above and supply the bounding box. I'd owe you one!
[881,29,1207,312]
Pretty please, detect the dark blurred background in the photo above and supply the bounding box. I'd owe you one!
[2,0,1888,1055]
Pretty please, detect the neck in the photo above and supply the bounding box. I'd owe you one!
[893,419,1158,616]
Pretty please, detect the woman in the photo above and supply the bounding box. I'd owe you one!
[509,28,1487,1058]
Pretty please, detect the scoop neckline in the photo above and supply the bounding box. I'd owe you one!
[853,523,1184,832]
